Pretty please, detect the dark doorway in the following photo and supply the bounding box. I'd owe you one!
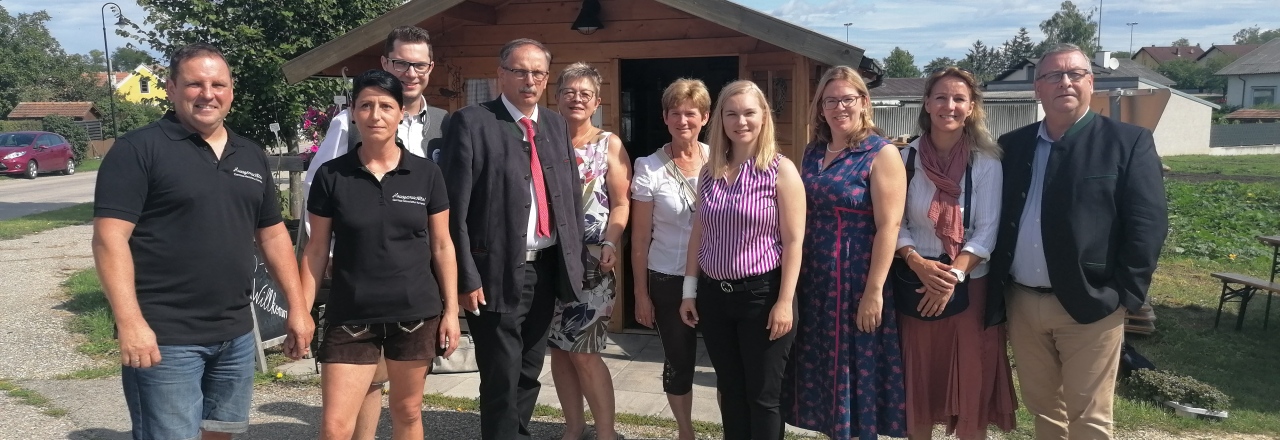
[617,56,737,331]
[618,57,739,161]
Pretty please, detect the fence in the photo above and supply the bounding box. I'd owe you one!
[1209,123,1280,147]
[873,102,1039,139]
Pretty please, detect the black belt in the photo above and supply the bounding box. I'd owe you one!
[1015,282,1054,294]
[710,271,776,293]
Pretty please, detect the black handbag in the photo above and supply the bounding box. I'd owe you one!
[893,146,972,321]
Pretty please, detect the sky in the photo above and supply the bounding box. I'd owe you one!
[8,0,1280,67]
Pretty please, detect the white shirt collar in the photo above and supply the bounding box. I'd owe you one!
[1036,111,1090,143]
[500,94,538,125]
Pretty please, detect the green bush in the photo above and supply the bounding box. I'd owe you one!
[40,115,91,163]
[1164,180,1280,262]
[0,120,43,133]
[1125,369,1232,412]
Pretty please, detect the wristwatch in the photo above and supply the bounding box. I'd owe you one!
[948,268,967,283]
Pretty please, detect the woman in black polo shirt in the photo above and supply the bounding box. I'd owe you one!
[301,70,460,440]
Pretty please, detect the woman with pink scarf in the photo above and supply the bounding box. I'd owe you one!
[893,67,1017,440]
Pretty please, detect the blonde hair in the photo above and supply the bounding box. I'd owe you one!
[661,78,711,116]
[917,67,1001,159]
[555,61,602,95]
[809,66,875,148]
[706,80,778,179]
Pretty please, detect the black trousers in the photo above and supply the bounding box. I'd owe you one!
[650,270,699,395]
[467,253,559,440]
[697,268,795,440]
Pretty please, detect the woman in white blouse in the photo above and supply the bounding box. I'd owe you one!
[894,67,1016,440]
[629,78,710,440]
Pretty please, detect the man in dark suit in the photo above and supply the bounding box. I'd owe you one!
[986,43,1168,440]
[439,38,586,440]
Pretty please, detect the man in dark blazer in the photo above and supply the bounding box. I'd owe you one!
[439,38,586,440]
[986,43,1168,440]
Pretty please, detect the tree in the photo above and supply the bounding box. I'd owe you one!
[1233,26,1280,45]
[111,46,156,71]
[42,115,91,163]
[88,49,107,71]
[1037,1,1099,56]
[922,57,957,75]
[1000,27,1037,72]
[1171,38,1192,47]
[1201,55,1237,93]
[126,0,404,148]
[958,40,1004,82]
[1156,59,1209,91]
[0,6,103,116]
[883,47,922,78]
[1111,51,1132,60]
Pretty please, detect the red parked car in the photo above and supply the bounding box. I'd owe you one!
[0,131,76,179]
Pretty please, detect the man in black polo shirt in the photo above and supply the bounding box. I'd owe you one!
[92,43,312,440]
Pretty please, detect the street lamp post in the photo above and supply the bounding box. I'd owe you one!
[101,2,130,139]
[843,22,852,43]
[1126,22,1139,54]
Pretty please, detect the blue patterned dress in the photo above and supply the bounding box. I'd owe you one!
[783,135,907,440]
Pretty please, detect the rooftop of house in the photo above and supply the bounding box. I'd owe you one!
[1216,38,1280,75]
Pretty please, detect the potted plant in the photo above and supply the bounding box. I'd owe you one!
[1125,369,1231,420]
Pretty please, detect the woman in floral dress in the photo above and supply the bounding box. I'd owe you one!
[546,62,632,440]
[783,65,909,440]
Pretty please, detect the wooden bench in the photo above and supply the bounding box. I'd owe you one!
[1211,272,1280,330]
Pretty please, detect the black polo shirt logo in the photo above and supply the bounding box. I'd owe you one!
[391,192,427,206]
[232,166,264,184]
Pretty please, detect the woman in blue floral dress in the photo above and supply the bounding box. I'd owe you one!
[546,62,632,440]
[783,66,909,440]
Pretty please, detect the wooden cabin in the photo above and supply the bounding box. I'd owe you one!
[283,0,879,161]
[283,0,881,330]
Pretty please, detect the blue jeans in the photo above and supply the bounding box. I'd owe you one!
[122,331,256,440]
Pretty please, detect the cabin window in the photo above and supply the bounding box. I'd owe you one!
[465,79,498,106]
[140,77,150,94]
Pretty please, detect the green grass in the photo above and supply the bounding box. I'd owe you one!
[0,203,93,240]
[1165,180,1280,268]
[0,378,68,417]
[1162,154,1280,178]
[62,269,117,358]
[77,158,102,172]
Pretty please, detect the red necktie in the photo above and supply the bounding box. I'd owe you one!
[519,118,552,238]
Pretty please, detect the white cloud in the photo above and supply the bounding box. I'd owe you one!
[4,0,155,59]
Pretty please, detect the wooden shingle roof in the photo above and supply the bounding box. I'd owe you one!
[7,102,100,119]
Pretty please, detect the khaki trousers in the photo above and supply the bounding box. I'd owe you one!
[1007,283,1125,440]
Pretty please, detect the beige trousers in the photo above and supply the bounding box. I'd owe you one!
[1007,283,1125,440]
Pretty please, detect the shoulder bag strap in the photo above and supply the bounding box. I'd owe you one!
[656,146,699,212]
[963,161,973,230]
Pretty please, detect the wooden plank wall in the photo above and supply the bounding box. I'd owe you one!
[422,0,813,144]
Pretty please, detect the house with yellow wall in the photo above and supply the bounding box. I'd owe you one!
[113,64,167,104]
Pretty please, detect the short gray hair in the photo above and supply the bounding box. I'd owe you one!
[556,62,602,94]
[499,39,552,67]
[1037,42,1088,67]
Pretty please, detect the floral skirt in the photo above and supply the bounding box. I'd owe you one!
[548,246,616,353]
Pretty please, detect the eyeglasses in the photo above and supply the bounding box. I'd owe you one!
[559,89,596,102]
[387,58,434,74]
[822,95,862,110]
[1035,69,1091,83]
[501,66,550,81]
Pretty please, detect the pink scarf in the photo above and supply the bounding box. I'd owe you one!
[917,134,970,258]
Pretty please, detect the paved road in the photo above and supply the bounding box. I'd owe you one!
[0,171,96,220]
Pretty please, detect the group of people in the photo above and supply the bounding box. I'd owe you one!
[92,22,1168,440]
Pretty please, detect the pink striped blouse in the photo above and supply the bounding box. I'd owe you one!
[697,156,783,280]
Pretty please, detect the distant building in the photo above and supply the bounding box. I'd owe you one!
[1132,45,1205,69]
[1197,44,1261,66]
[1217,39,1280,109]
[986,51,1218,156]
[112,65,168,104]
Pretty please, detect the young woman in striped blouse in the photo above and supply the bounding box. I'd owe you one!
[677,80,806,440]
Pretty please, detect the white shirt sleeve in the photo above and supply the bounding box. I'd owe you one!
[302,110,350,235]
[631,156,657,202]
[959,154,1003,260]
[896,145,917,251]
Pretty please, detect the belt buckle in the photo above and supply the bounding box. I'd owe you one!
[525,249,539,262]
[720,281,733,293]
